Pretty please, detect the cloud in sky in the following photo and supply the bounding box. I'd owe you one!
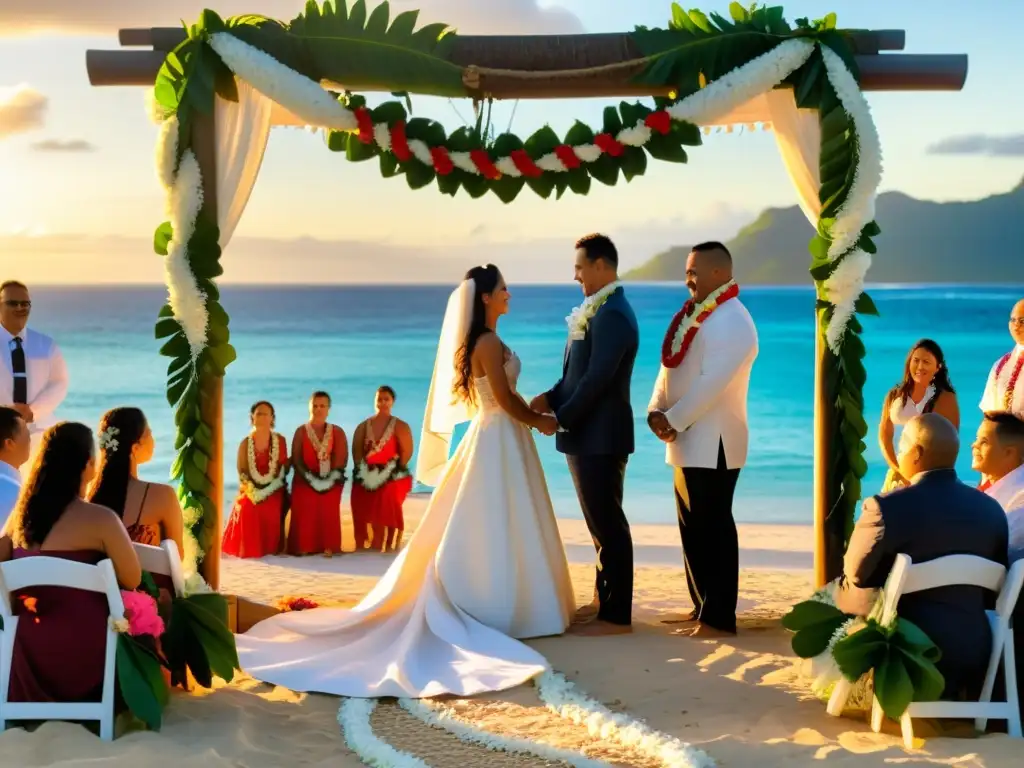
[31,138,97,152]
[926,134,1024,157]
[0,0,582,36]
[0,84,48,139]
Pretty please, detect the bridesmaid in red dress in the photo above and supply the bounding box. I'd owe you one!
[223,401,290,559]
[0,422,142,707]
[351,386,414,552]
[288,391,348,557]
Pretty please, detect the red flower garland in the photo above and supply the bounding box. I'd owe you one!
[660,284,740,369]
[347,106,680,183]
[1004,353,1024,410]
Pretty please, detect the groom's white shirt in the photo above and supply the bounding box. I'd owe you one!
[985,463,1024,547]
[648,298,758,469]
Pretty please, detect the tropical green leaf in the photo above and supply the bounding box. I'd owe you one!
[284,1,464,97]
[154,221,174,256]
[854,292,879,316]
[160,333,190,359]
[620,146,648,182]
[874,651,914,720]
[791,615,847,658]
[116,637,166,730]
[729,2,750,23]
[207,343,237,376]
[896,647,945,703]
[781,599,846,631]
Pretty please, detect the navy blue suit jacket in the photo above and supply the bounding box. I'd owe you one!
[545,288,639,457]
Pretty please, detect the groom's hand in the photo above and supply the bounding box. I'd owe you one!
[529,393,551,414]
[534,414,558,436]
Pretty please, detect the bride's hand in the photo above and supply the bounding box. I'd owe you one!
[533,414,558,436]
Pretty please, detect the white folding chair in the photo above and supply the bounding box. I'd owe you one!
[826,553,1021,748]
[0,557,125,740]
[132,540,185,597]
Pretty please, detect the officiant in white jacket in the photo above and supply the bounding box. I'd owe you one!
[0,281,69,469]
[647,242,758,638]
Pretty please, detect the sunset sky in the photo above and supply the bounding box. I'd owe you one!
[0,0,1022,283]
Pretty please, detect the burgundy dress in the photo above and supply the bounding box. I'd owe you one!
[7,549,110,703]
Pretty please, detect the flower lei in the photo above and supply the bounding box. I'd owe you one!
[303,468,346,494]
[566,281,622,341]
[246,432,282,485]
[354,458,411,493]
[660,281,740,368]
[242,467,288,504]
[995,350,1024,411]
[364,416,396,457]
[305,422,334,475]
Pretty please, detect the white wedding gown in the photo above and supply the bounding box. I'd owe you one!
[236,353,575,698]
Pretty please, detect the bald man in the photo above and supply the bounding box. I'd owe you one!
[839,413,1008,698]
[980,299,1024,416]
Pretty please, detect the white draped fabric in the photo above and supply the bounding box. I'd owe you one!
[765,88,822,222]
[214,80,274,248]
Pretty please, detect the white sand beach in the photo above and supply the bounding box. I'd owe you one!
[0,495,1015,767]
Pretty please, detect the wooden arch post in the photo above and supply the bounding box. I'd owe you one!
[85,23,967,594]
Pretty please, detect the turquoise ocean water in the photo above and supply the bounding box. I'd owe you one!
[34,284,1018,526]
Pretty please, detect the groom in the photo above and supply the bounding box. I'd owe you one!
[532,233,639,636]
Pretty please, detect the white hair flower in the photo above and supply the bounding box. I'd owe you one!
[99,426,120,453]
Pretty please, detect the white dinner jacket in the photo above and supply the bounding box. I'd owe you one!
[0,325,68,435]
[648,298,758,469]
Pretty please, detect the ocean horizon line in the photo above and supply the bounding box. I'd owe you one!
[21,281,1024,290]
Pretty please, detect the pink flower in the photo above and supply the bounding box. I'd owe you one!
[120,590,166,637]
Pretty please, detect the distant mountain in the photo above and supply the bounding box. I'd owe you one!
[623,179,1024,284]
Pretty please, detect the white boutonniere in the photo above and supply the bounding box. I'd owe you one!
[566,281,621,341]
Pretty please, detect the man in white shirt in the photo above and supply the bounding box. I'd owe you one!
[647,242,758,637]
[980,299,1024,416]
[0,406,31,527]
[972,411,1024,560]
[0,281,69,468]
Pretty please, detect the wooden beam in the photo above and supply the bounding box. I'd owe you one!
[117,27,907,55]
[189,109,224,592]
[86,48,968,95]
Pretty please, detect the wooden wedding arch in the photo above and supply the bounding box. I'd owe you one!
[84,3,967,592]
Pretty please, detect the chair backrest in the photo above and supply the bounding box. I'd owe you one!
[879,554,1007,626]
[132,540,185,596]
[996,559,1024,617]
[0,556,125,621]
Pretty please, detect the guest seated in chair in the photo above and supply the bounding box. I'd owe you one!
[88,407,184,559]
[838,413,1009,699]
[973,411,1024,560]
[0,421,141,704]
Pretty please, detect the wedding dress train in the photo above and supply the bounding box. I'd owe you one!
[236,353,575,698]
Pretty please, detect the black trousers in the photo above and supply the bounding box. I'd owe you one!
[674,442,740,632]
[566,454,632,625]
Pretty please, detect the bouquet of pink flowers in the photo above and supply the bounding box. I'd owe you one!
[120,590,166,637]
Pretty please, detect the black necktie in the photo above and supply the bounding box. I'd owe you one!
[11,336,26,405]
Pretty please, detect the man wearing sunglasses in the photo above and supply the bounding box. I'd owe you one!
[981,299,1024,417]
[0,281,68,469]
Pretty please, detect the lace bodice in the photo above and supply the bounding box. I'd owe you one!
[474,353,521,412]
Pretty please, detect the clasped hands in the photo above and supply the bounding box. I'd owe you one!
[647,411,677,443]
[527,394,559,436]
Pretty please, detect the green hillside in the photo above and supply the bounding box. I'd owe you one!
[624,180,1024,284]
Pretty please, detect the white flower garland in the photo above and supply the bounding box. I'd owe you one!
[400,698,612,767]
[246,432,281,485]
[338,698,429,768]
[304,468,345,493]
[158,143,209,358]
[242,466,288,504]
[537,671,715,768]
[567,281,622,341]
[209,32,357,131]
[818,45,883,352]
[305,422,334,475]
[355,458,409,492]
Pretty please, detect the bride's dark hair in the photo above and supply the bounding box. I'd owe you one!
[89,407,148,519]
[453,264,501,405]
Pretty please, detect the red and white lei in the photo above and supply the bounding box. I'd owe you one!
[661,281,740,369]
[995,351,1024,410]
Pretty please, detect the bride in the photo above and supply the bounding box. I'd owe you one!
[237,264,576,698]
